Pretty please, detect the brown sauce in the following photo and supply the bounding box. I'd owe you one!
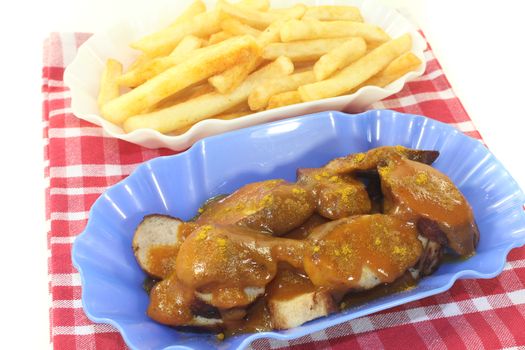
[134,146,479,336]
[297,168,371,220]
[223,297,273,337]
[284,214,328,239]
[147,245,179,278]
[304,215,422,290]
[266,267,316,301]
[148,274,195,325]
[195,179,315,235]
[146,222,197,279]
[380,157,479,255]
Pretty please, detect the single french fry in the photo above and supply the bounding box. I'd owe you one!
[354,52,422,90]
[237,0,269,11]
[98,58,123,108]
[170,110,250,135]
[219,1,285,29]
[280,18,390,43]
[262,38,356,62]
[248,70,315,110]
[131,10,221,56]
[123,56,294,133]
[169,0,206,27]
[313,37,367,80]
[224,101,252,115]
[127,54,152,72]
[221,17,261,37]
[208,31,234,45]
[256,5,306,46]
[153,83,215,111]
[103,35,260,124]
[170,111,249,135]
[298,34,412,102]
[220,1,306,30]
[208,53,260,93]
[120,42,208,87]
[266,91,302,109]
[304,6,363,22]
[214,110,250,120]
[169,35,203,56]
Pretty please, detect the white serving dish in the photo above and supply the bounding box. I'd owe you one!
[64,0,426,151]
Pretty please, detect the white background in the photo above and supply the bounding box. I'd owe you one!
[0,0,524,348]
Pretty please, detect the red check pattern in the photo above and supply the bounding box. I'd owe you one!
[43,32,525,350]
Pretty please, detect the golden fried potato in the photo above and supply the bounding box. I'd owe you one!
[238,0,269,11]
[98,58,122,108]
[249,70,315,110]
[304,6,363,22]
[131,10,221,56]
[354,52,422,90]
[208,54,260,93]
[208,31,235,45]
[102,35,260,124]
[266,91,302,110]
[169,35,203,56]
[169,0,206,27]
[123,56,294,133]
[313,37,367,81]
[221,17,261,37]
[262,38,355,62]
[280,18,390,44]
[219,1,299,29]
[298,34,412,101]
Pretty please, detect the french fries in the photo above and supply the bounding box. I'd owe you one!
[267,91,302,110]
[97,59,123,108]
[120,42,208,88]
[219,1,289,29]
[249,70,315,110]
[299,34,412,102]
[169,35,203,56]
[357,52,422,89]
[208,31,234,45]
[127,54,152,72]
[103,35,260,124]
[262,38,356,62]
[131,10,221,56]
[98,1,422,136]
[220,17,261,37]
[153,83,215,111]
[238,0,270,11]
[280,18,390,44]
[169,0,206,27]
[170,107,251,135]
[304,6,363,22]
[123,56,294,133]
[313,37,367,80]
[208,54,260,93]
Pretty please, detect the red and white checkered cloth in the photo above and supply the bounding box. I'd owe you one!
[43,32,525,350]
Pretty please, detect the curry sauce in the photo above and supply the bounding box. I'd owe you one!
[133,146,479,336]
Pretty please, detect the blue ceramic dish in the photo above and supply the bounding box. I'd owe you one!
[72,110,525,350]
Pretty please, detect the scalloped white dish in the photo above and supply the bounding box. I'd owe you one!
[64,0,426,151]
[72,110,525,350]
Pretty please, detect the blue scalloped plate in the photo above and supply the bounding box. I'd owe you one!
[72,110,525,350]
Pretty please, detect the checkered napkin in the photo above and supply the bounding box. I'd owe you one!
[43,32,525,349]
